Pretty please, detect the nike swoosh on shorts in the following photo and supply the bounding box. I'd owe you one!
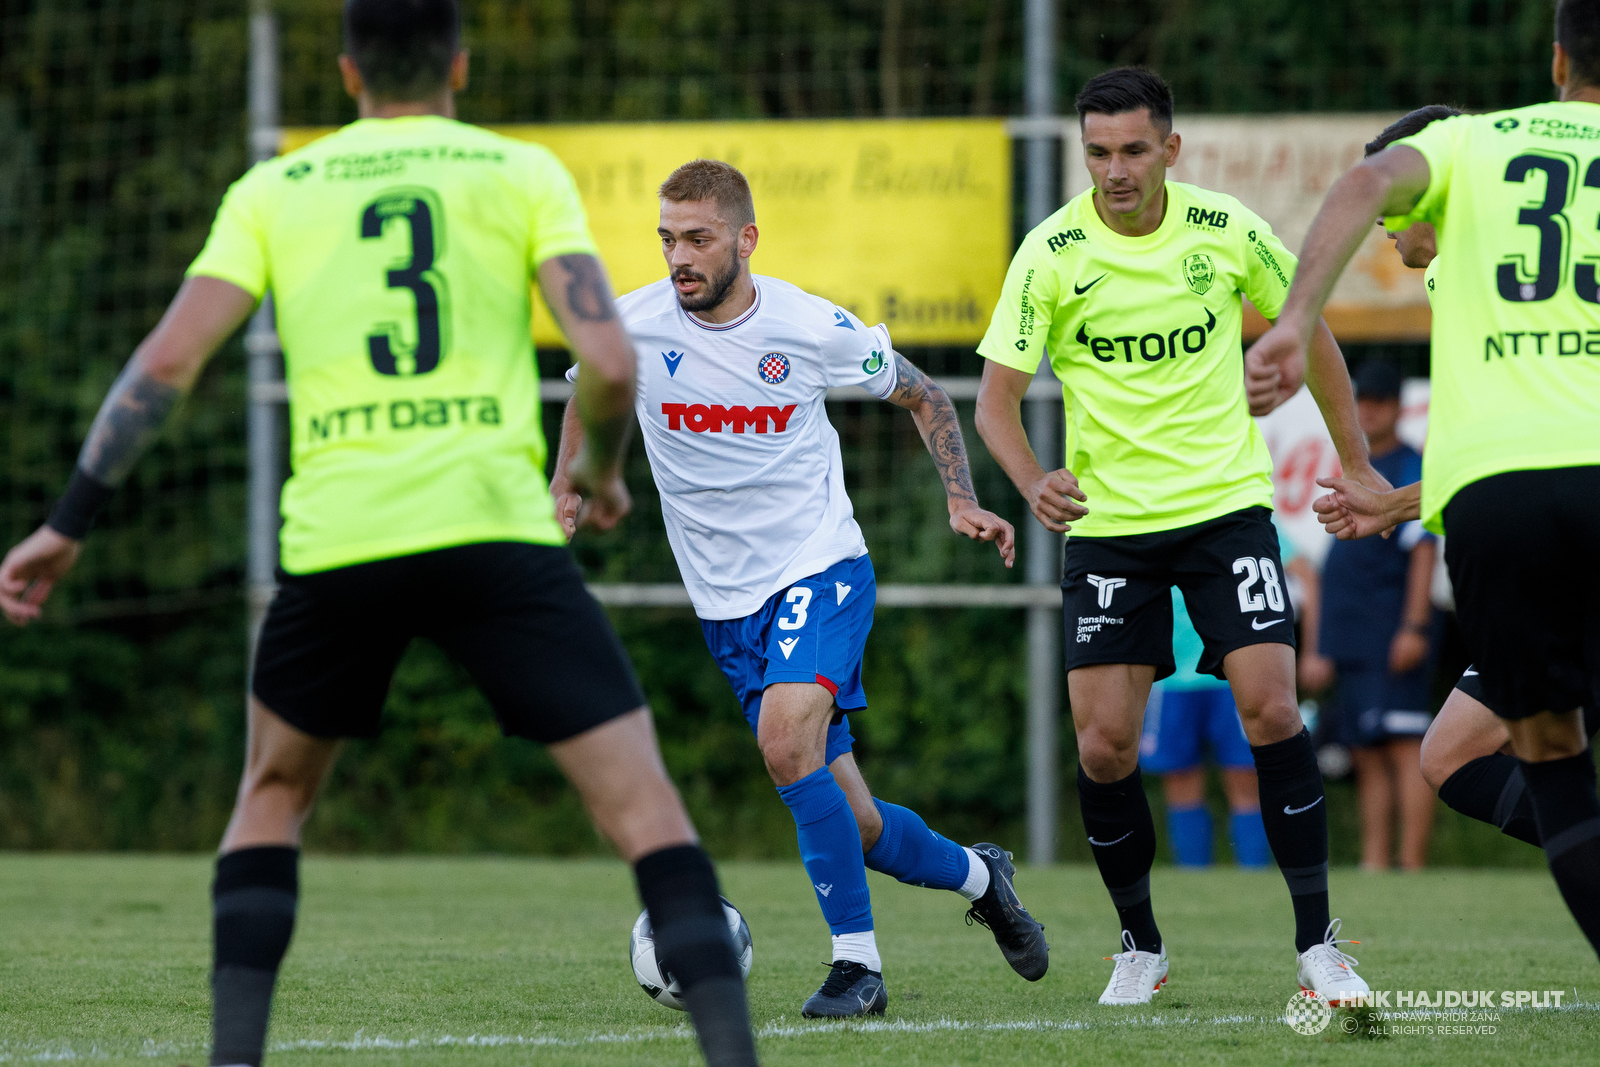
[1251,618,1286,630]
[1284,797,1325,815]
[1088,830,1134,846]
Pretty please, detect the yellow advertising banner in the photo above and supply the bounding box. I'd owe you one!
[281,119,1010,346]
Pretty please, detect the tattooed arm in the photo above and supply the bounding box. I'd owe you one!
[537,253,636,531]
[0,275,257,625]
[883,351,1016,568]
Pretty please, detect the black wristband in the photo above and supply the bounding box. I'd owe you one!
[46,468,115,540]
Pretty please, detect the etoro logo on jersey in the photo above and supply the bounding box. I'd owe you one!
[1075,308,1217,364]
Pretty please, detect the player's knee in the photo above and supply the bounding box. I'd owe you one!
[1417,731,1456,791]
[757,734,816,787]
[1077,729,1139,780]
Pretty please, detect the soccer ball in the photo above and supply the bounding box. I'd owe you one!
[629,897,753,1011]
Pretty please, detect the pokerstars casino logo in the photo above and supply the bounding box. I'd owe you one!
[758,352,791,384]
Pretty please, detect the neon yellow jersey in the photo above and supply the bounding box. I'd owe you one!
[978,181,1293,537]
[188,115,596,573]
[1385,102,1600,534]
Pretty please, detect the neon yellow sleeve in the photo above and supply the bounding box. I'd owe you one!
[1382,114,1463,233]
[977,234,1056,374]
[525,145,601,269]
[186,168,269,298]
[1240,212,1298,321]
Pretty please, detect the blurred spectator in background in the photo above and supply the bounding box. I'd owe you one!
[1304,361,1438,870]
[1140,586,1270,868]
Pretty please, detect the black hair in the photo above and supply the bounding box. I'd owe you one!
[1365,105,1464,156]
[343,0,461,102]
[1558,0,1600,88]
[1075,67,1174,133]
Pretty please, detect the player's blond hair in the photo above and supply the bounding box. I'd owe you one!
[658,160,756,230]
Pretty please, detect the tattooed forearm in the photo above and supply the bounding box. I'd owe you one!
[545,253,618,323]
[888,352,978,505]
[76,364,182,486]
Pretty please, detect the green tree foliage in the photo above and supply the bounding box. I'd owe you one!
[0,1,1558,863]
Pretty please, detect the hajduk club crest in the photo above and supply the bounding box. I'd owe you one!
[758,352,791,384]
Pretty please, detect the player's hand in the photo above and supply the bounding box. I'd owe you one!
[0,525,82,626]
[554,492,583,541]
[1313,476,1397,541]
[949,502,1016,569]
[565,449,631,532]
[1243,323,1308,416]
[1024,469,1088,533]
[1389,629,1429,674]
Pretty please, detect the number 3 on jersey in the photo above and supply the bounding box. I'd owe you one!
[777,586,813,630]
[1233,556,1284,613]
[361,187,450,376]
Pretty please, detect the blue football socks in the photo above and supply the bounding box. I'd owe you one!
[1229,809,1271,868]
[1166,803,1213,867]
[776,767,874,935]
[863,799,971,891]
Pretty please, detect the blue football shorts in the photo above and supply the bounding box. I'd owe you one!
[1138,683,1254,773]
[700,554,875,766]
[1331,663,1433,748]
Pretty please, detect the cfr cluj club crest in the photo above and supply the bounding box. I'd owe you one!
[1182,253,1216,296]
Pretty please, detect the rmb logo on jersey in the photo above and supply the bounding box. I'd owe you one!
[758,352,791,384]
[1182,253,1216,295]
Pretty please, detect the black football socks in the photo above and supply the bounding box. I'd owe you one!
[1077,765,1161,953]
[1438,754,1542,846]
[634,845,759,1067]
[1520,752,1600,956]
[1251,730,1330,953]
[210,846,299,1067]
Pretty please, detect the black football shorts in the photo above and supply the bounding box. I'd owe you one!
[252,542,646,743]
[1444,466,1600,721]
[1062,506,1295,681]
[1452,665,1600,737]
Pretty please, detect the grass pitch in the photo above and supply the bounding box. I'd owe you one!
[1,854,1594,1066]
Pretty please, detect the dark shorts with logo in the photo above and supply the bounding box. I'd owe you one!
[1452,666,1600,737]
[1062,506,1295,681]
[1444,466,1600,721]
[252,542,645,743]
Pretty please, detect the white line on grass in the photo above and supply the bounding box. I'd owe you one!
[4,1003,1596,1062]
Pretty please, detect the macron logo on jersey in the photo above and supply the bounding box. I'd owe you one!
[662,350,685,377]
[661,402,798,434]
[832,310,855,330]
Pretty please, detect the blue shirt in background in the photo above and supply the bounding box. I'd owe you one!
[1318,443,1433,665]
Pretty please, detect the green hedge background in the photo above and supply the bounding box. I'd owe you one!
[0,0,1560,867]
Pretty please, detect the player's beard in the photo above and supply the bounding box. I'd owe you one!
[673,247,741,313]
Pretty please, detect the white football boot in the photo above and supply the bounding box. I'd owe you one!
[1098,929,1169,1005]
[1296,918,1371,1006]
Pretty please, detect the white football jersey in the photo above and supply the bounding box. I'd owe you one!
[570,275,898,619]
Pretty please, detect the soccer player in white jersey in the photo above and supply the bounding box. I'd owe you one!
[552,159,1048,1018]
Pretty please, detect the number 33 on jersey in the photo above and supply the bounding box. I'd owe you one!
[186,115,597,574]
